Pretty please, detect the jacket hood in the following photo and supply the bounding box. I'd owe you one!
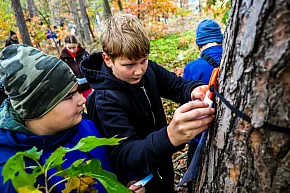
[80,52,132,91]
[0,99,78,150]
[60,46,87,58]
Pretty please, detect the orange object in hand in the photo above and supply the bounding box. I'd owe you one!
[208,68,220,100]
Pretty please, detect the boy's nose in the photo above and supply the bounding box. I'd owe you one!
[78,93,86,105]
[134,66,143,75]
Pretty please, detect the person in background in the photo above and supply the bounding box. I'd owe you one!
[81,14,215,193]
[0,44,144,193]
[183,19,223,84]
[60,35,92,99]
[4,31,19,47]
[183,19,223,193]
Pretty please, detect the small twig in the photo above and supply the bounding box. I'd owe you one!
[48,177,69,192]
[173,152,187,163]
[173,165,187,171]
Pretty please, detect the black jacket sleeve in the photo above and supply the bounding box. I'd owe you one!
[148,60,205,103]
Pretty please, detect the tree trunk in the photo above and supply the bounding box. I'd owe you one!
[55,0,61,25]
[137,0,141,19]
[48,0,56,25]
[78,0,91,44]
[27,0,37,18]
[70,0,85,45]
[85,11,95,40]
[117,0,123,11]
[11,0,32,46]
[191,0,290,192]
[102,0,112,18]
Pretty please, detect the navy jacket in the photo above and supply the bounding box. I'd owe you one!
[81,52,204,193]
[183,45,222,83]
[0,100,112,193]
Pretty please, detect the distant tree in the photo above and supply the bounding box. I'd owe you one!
[47,0,56,25]
[191,0,290,192]
[79,0,92,44]
[102,0,112,18]
[117,0,123,11]
[70,0,85,44]
[11,0,32,46]
[27,0,37,18]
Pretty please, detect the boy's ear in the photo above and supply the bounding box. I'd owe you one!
[102,52,113,68]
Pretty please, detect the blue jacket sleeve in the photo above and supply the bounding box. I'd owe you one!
[0,178,17,193]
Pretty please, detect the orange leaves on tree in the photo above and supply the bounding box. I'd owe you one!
[23,12,47,47]
[123,0,178,39]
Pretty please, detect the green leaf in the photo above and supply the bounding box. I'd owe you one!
[72,158,86,167]
[2,147,42,183]
[69,159,116,180]
[2,147,42,191]
[44,136,123,171]
[76,136,124,152]
[91,174,131,193]
[44,147,68,170]
[17,186,42,193]
[68,159,130,193]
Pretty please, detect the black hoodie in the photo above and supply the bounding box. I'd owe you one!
[81,52,204,193]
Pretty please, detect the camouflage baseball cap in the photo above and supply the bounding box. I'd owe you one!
[0,44,77,120]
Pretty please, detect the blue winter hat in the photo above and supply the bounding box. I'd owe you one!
[196,19,223,48]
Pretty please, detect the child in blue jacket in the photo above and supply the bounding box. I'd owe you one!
[183,19,223,83]
[0,44,144,193]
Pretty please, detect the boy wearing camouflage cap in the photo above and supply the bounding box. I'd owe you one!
[0,44,143,193]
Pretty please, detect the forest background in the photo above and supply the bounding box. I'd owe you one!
[0,0,230,192]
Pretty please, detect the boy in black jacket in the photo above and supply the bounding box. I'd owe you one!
[81,14,215,193]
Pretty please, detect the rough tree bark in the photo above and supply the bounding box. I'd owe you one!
[11,0,32,46]
[191,0,290,192]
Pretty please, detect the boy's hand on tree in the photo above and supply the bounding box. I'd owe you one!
[167,101,215,147]
[191,85,209,101]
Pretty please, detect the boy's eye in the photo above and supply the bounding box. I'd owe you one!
[68,47,76,49]
[141,59,147,64]
[63,90,78,100]
[125,64,134,67]
[64,95,73,100]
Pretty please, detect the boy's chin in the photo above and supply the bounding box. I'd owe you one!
[129,79,141,85]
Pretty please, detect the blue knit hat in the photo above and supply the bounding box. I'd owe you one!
[196,19,223,48]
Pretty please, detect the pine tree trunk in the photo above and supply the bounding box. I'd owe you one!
[78,0,91,44]
[11,0,32,46]
[191,0,290,192]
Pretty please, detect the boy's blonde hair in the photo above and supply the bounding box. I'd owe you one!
[101,14,150,62]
